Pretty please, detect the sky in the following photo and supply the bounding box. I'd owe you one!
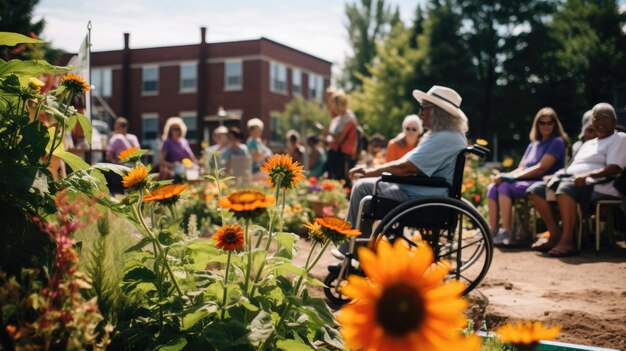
[34,0,422,67]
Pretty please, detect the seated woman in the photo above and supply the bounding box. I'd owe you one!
[528,102,626,256]
[159,117,198,181]
[386,114,423,162]
[347,85,468,233]
[220,127,250,173]
[488,107,568,245]
[571,110,596,158]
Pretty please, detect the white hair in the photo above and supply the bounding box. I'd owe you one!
[402,114,423,134]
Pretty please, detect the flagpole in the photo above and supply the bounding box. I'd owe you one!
[86,21,93,163]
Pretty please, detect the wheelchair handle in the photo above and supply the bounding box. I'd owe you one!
[468,145,489,158]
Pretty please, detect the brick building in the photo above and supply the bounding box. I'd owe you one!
[67,27,332,154]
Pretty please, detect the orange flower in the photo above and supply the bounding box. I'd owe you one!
[218,190,275,219]
[60,72,90,93]
[321,180,335,191]
[475,138,489,146]
[496,321,560,348]
[338,241,479,351]
[122,165,148,189]
[213,225,245,251]
[304,220,325,243]
[260,154,305,189]
[314,216,360,244]
[143,184,188,203]
[118,147,139,162]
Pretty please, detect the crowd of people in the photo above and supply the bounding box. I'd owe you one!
[98,82,625,256]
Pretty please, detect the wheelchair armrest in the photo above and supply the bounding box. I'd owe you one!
[469,145,489,158]
[380,172,450,188]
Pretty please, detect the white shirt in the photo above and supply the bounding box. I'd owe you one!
[567,132,626,197]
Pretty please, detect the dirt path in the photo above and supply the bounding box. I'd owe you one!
[295,239,626,350]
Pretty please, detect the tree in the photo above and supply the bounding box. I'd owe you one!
[274,96,329,143]
[342,0,398,91]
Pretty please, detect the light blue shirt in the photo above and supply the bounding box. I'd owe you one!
[398,130,467,198]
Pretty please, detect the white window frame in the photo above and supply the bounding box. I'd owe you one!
[292,68,302,96]
[224,60,243,91]
[179,63,197,93]
[142,66,159,95]
[92,68,112,98]
[179,111,198,143]
[308,73,323,101]
[270,62,287,94]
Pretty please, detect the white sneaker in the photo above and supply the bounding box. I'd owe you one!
[493,229,513,246]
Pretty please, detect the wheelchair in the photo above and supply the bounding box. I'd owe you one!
[324,145,493,306]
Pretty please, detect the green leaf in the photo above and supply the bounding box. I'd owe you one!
[0,32,45,46]
[182,308,210,331]
[276,339,314,351]
[159,338,187,351]
[123,266,157,283]
[75,112,92,146]
[53,149,90,171]
[0,59,68,78]
[93,162,130,176]
[124,237,153,253]
[273,232,299,259]
[247,310,274,347]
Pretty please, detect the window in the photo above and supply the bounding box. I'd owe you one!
[270,62,287,94]
[91,68,112,97]
[141,113,159,146]
[224,60,243,90]
[142,66,159,94]
[179,63,196,93]
[180,112,198,143]
[292,68,302,95]
[308,73,323,100]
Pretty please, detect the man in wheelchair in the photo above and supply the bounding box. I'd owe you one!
[346,85,469,236]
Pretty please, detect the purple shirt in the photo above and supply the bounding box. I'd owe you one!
[162,138,195,163]
[521,136,565,178]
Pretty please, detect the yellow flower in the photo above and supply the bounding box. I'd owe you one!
[304,220,326,243]
[122,165,148,189]
[27,77,45,92]
[60,72,90,93]
[143,184,188,203]
[338,241,478,351]
[496,321,560,347]
[260,154,305,190]
[314,216,360,244]
[502,156,514,168]
[213,225,245,251]
[182,158,193,168]
[292,203,303,213]
[118,147,139,162]
[218,190,275,219]
[475,138,489,146]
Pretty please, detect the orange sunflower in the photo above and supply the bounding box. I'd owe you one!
[213,225,245,251]
[118,147,140,162]
[143,184,188,203]
[338,241,480,351]
[260,154,305,190]
[312,216,360,244]
[496,321,560,349]
[60,72,90,93]
[122,165,148,189]
[218,190,275,219]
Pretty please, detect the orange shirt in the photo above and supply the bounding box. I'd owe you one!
[386,138,417,162]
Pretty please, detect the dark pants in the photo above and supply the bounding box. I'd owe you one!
[325,149,355,188]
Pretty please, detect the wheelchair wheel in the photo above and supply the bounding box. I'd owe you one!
[372,196,493,295]
[323,271,351,307]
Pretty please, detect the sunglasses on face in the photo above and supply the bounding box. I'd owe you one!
[404,127,419,132]
[171,127,181,131]
[537,120,555,126]
[420,105,434,112]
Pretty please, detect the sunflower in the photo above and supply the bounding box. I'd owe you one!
[314,216,360,244]
[304,220,326,244]
[118,147,140,162]
[213,225,245,251]
[28,77,45,93]
[260,154,305,190]
[218,190,275,219]
[143,184,188,203]
[60,73,90,93]
[122,165,148,189]
[496,321,560,350]
[338,241,479,351]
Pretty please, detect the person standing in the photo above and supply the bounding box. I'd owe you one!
[325,90,359,185]
[106,117,140,163]
[246,118,272,176]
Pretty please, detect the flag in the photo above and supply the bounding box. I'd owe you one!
[67,33,91,121]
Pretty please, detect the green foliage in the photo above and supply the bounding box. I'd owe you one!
[342,0,399,90]
[274,96,329,142]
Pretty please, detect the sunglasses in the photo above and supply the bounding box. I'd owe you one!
[537,120,555,126]
[420,105,434,112]
[171,127,182,131]
[404,127,419,132]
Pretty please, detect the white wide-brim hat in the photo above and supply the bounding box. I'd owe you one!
[412,85,468,122]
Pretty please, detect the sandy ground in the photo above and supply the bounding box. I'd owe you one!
[294,238,626,350]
